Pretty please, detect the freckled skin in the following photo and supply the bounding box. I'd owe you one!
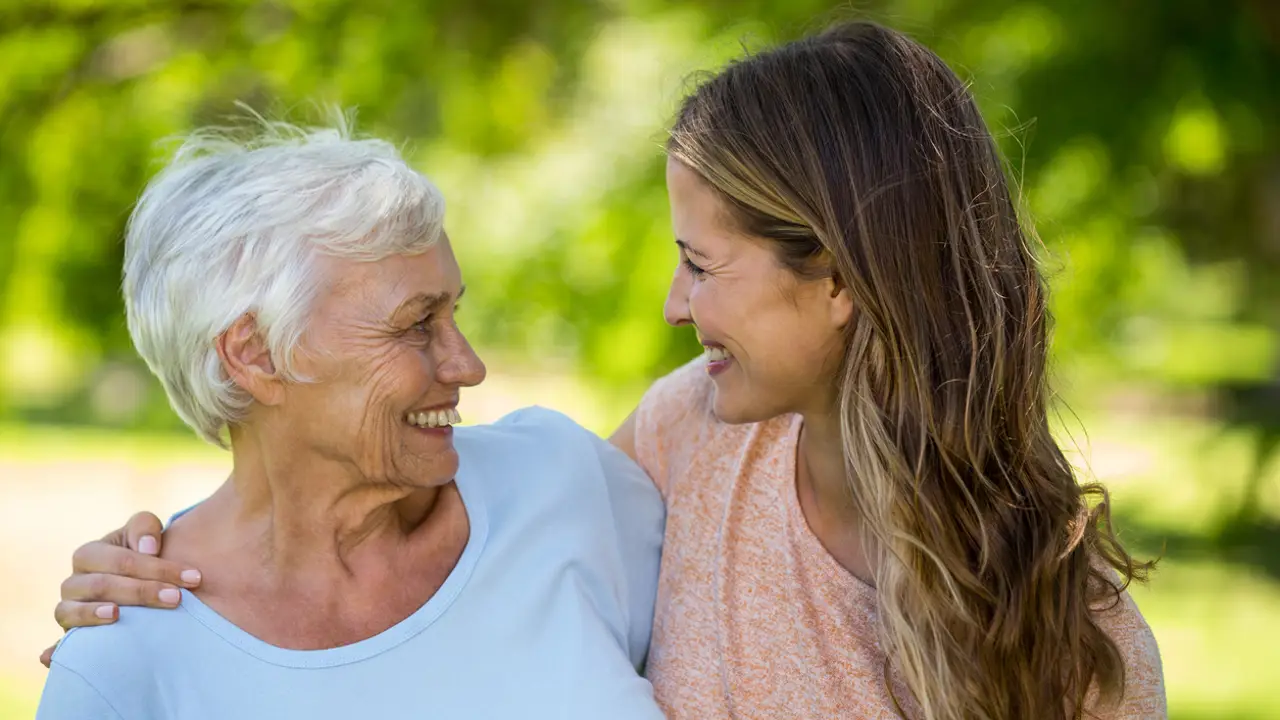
[281,236,485,491]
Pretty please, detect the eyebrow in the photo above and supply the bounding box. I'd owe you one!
[394,285,466,316]
[675,239,709,260]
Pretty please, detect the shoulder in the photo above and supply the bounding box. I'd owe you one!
[637,356,715,431]
[51,612,155,673]
[456,406,660,508]
[1090,571,1161,666]
[52,605,195,667]
[38,659,124,720]
[1091,579,1167,717]
[633,356,749,498]
[459,405,585,441]
[45,608,191,716]
[456,405,604,466]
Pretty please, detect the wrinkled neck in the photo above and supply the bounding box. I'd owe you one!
[223,422,440,578]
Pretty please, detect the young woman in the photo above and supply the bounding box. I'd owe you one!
[45,20,1165,719]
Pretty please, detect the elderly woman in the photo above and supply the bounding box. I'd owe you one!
[49,21,1167,720]
[35,120,666,719]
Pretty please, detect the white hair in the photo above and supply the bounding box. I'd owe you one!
[123,111,445,446]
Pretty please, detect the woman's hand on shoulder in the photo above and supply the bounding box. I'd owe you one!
[39,512,202,667]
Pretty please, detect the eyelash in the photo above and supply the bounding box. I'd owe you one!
[682,257,706,277]
[411,305,461,335]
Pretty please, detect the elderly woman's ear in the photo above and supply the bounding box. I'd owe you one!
[216,314,286,406]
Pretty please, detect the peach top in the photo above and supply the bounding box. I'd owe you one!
[633,358,1166,720]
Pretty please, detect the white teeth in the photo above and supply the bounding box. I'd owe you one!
[406,408,460,428]
[705,346,731,362]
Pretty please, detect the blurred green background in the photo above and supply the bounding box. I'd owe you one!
[1,0,1278,717]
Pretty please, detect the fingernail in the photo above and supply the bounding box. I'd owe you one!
[138,536,159,555]
[180,569,202,586]
[95,605,115,620]
[158,588,181,605]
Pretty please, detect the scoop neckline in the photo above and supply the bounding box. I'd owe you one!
[780,414,877,601]
[174,457,489,669]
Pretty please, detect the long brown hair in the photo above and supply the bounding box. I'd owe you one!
[668,20,1153,720]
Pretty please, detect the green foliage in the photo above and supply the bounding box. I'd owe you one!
[0,0,1276,427]
[0,5,1277,715]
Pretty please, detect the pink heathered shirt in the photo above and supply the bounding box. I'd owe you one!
[633,357,1167,720]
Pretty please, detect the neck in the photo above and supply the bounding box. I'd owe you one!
[796,405,876,585]
[797,408,855,516]
[219,424,441,579]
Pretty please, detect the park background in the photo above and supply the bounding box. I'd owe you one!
[1,0,1278,717]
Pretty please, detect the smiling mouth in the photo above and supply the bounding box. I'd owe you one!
[706,347,731,362]
[404,408,460,429]
[703,345,732,362]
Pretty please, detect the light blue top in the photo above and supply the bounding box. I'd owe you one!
[37,407,667,720]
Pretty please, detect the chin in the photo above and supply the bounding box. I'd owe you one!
[432,452,461,484]
[403,448,461,487]
[710,387,778,426]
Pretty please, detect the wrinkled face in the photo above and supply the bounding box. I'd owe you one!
[282,235,486,487]
[664,158,849,423]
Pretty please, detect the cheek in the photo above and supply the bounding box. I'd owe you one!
[687,281,732,335]
[778,308,845,385]
[298,345,427,435]
[691,279,774,347]
[349,347,438,473]
[745,295,838,379]
[690,278,835,381]
[356,344,434,416]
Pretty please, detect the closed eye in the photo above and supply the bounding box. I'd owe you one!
[676,239,708,278]
[412,304,463,334]
[411,315,434,334]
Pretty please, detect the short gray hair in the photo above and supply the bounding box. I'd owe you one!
[123,111,445,446]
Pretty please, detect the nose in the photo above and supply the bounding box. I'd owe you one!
[436,326,487,388]
[663,267,692,327]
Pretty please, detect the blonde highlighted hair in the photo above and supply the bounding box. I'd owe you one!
[668,20,1153,719]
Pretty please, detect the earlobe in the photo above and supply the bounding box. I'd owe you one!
[215,314,284,406]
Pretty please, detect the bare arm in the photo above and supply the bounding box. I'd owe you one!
[38,512,202,667]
